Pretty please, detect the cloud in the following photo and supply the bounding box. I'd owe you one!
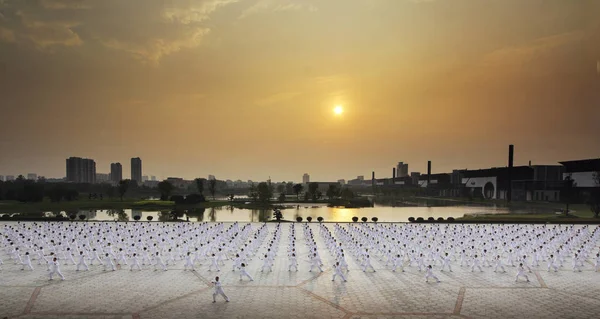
[480,31,585,69]
[0,0,238,63]
[39,0,91,10]
[239,0,317,19]
[0,0,84,48]
[254,91,301,106]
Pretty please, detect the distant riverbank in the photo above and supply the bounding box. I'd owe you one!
[0,197,371,215]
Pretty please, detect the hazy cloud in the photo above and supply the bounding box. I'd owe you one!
[254,91,301,106]
[240,0,317,19]
[39,0,91,10]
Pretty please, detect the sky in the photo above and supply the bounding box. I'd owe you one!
[0,0,599,182]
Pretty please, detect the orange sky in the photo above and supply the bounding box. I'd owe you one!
[0,0,599,182]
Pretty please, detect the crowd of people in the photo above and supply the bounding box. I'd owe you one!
[1,221,599,301]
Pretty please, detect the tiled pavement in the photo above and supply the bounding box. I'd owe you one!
[1,222,599,319]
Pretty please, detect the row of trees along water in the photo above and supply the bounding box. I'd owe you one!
[0,176,366,207]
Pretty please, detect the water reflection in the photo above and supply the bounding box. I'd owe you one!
[38,204,545,223]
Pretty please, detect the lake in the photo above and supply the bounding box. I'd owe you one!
[48,203,549,222]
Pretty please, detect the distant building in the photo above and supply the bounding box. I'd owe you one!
[357,175,364,181]
[208,175,216,180]
[559,158,600,202]
[166,177,192,189]
[302,173,310,184]
[142,175,149,182]
[27,173,37,180]
[96,173,110,183]
[131,158,142,184]
[66,157,96,183]
[143,180,159,188]
[311,182,341,194]
[396,162,409,178]
[110,163,123,183]
[410,172,421,185]
[151,175,156,181]
[0,175,4,181]
[6,175,15,181]
[337,179,346,185]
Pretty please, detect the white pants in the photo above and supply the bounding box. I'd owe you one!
[332,271,347,281]
[213,289,229,302]
[240,269,254,281]
[49,269,65,280]
[425,273,439,282]
[21,261,34,271]
[77,260,89,271]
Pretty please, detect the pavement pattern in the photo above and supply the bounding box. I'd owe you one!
[1,222,599,319]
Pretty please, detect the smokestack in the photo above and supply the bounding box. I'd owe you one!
[393,167,396,183]
[427,161,431,186]
[508,145,514,202]
[372,171,375,187]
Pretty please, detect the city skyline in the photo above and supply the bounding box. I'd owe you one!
[0,0,599,182]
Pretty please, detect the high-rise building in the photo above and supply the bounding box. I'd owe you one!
[131,157,142,184]
[96,173,110,183]
[397,162,409,178]
[27,173,37,180]
[142,175,149,182]
[66,157,96,183]
[302,173,310,184]
[6,175,15,181]
[110,163,122,183]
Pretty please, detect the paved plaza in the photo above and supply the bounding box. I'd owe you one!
[1,221,599,319]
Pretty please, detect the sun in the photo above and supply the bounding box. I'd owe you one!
[334,105,343,115]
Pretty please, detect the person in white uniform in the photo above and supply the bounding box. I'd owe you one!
[183,252,196,271]
[48,257,65,281]
[21,252,34,271]
[515,263,530,282]
[239,263,254,281]
[76,251,89,271]
[332,261,347,282]
[425,265,440,283]
[212,276,230,303]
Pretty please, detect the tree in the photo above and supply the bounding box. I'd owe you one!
[326,184,340,200]
[562,175,576,216]
[118,180,130,201]
[308,182,319,200]
[278,192,286,202]
[286,182,294,195]
[340,188,354,200]
[195,178,205,195]
[257,182,273,202]
[293,184,303,200]
[158,180,174,201]
[248,183,259,201]
[589,172,600,218]
[276,184,285,194]
[208,178,217,200]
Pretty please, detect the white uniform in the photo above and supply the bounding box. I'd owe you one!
[515,265,530,282]
[425,267,440,283]
[332,264,347,282]
[21,254,34,271]
[48,260,65,280]
[76,253,89,271]
[212,280,230,302]
[239,265,254,281]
